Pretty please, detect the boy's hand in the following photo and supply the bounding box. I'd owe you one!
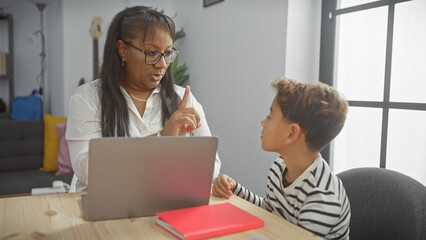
[212,174,236,199]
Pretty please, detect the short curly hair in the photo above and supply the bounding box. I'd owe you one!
[272,78,348,152]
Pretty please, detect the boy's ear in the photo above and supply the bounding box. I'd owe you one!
[285,123,301,144]
[117,40,128,59]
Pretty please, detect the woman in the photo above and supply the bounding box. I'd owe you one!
[66,6,221,192]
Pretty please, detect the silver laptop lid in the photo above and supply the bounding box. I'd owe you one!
[85,136,218,221]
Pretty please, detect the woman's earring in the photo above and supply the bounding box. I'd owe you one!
[122,59,125,67]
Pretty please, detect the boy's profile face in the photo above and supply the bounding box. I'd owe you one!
[260,97,292,153]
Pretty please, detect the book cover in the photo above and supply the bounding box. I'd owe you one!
[156,202,264,240]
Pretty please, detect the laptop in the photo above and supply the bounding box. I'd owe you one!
[82,136,218,221]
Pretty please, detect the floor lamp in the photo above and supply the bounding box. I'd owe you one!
[30,1,48,114]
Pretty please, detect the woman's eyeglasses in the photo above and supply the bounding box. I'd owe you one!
[121,40,179,65]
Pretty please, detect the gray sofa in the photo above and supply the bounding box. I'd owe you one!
[0,120,73,195]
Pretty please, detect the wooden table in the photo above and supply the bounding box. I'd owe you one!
[0,192,323,239]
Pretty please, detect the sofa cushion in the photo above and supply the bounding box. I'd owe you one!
[41,114,67,172]
[55,122,73,176]
[0,170,73,195]
[0,155,43,173]
[0,120,43,141]
[0,120,44,172]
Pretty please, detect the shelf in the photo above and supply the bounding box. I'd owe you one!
[0,13,13,114]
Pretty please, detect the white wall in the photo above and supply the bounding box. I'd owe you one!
[46,0,64,116]
[174,0,287,195]
[285,0,322,83]
[173,0,321,195]
[0,0,48,112]
[3,0,321,195]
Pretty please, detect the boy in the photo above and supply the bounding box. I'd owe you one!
[213,78,350,239]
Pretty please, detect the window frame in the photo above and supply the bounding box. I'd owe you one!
[319,0,426,168]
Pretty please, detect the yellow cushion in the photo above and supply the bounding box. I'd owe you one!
[41,114,67,172]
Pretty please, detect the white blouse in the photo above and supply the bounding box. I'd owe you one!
[66,80,221,192]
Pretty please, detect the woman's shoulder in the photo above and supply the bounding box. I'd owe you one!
[173,84,199,99]
[173,84,200,106]
[72,79,101,96]
[173,84,186,97]
[69,79,102,105]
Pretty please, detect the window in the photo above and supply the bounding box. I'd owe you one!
[320,0,426,185]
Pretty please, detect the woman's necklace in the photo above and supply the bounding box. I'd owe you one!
[130,93,148,102]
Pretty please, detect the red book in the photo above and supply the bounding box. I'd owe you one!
[156,202,264,240]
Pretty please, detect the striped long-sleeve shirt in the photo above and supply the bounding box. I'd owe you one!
[233,155,350,239]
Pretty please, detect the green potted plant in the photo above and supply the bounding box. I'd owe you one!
[171,29,189,86]
[157,9,189,87]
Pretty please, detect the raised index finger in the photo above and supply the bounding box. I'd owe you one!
[178,85,190,110]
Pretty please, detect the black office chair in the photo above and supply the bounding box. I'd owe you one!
[337,167,426,240]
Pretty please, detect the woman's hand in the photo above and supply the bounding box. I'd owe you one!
[161,86,201,136]
[212,174,237,199]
